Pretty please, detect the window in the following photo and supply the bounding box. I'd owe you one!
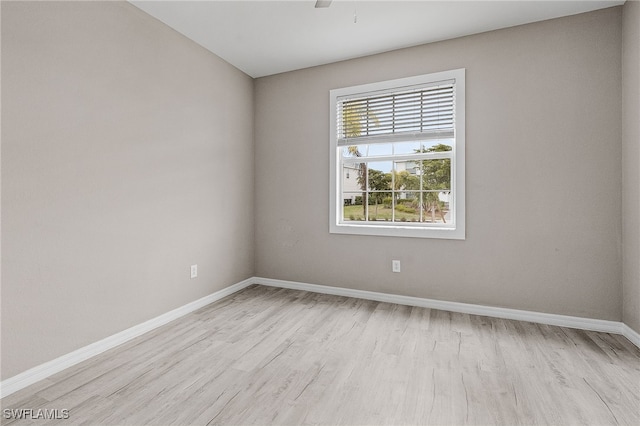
[330,69,465,239]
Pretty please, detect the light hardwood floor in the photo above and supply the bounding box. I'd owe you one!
[2,285,639,425]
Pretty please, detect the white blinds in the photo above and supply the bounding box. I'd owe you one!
[337,81,455,146]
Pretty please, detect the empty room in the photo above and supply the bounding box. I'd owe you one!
[1,0,639,424]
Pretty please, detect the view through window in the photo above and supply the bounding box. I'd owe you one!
[330,69,465,239]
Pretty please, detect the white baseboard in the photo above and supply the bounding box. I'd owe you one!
[254,277,626,335]
[622,323,640,348]
[0,278,254,399]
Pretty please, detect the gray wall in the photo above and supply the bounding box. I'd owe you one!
[1,1,254,379]
[622,0,640,334]
[255,8,623,321]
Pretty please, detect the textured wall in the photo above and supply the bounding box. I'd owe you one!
[622,0,640,334]
[255,8,623,321]
[1,1,254,379]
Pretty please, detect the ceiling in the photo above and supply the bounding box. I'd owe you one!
[129,0,624,78]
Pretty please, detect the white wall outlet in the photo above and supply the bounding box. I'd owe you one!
[392,260,401,273]
[190,264,198,279]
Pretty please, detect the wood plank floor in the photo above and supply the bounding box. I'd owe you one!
[2,284,639,425]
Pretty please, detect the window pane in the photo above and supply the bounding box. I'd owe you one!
[367,191,392,222]
[421,158,451,191]
[394,192,421,223]
[366,162,392,191]
[342,144,368,157]
[420,191,451,224]
[393,160,422,191]
[343,193,366,221]
[421,140,453,153]
[366,143,393,157]
[342,163,364,193]
[393,141,422,155]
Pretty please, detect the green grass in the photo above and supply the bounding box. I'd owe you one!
[343,204,421,222]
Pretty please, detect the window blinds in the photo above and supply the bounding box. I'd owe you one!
[337,81,455,146]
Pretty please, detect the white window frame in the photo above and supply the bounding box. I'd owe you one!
[329,69,465,239]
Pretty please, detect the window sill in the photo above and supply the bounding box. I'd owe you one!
[330,222,465,240]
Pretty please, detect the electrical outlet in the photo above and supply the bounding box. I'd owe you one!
[190,264,198,279]
[392,260,401,273]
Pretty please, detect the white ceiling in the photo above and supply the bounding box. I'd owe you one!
[129,0,624,78]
